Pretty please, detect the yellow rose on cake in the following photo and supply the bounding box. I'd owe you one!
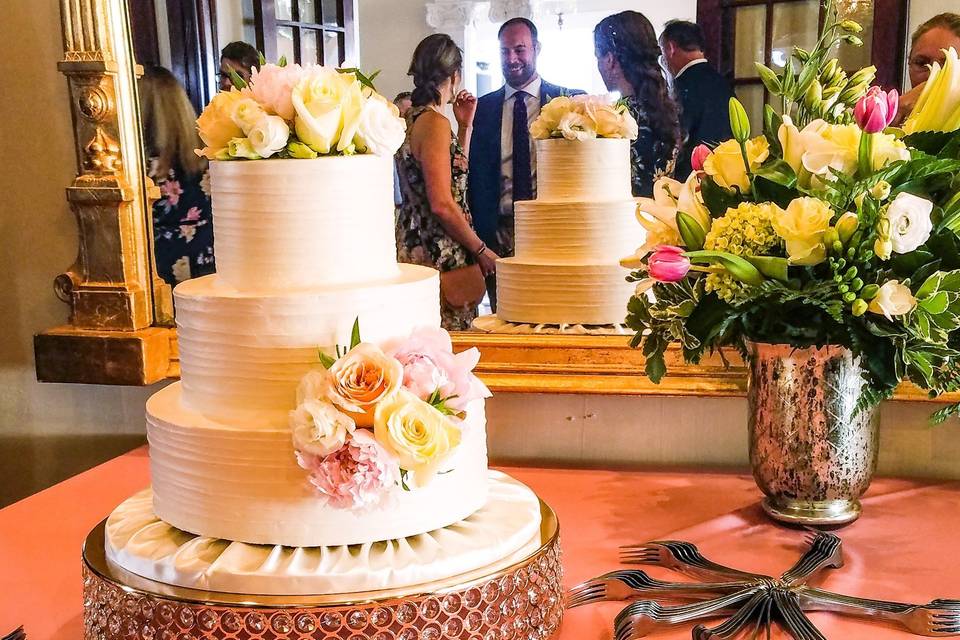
[319,342,403,425]
[373,389,462,485]
[196,89,246,158]
[292,66,364,154]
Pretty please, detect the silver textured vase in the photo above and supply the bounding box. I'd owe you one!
[746,341,880,526]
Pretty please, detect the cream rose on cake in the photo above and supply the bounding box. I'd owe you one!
[290,399,356,456]
[374,389,462,485]
[530,94,639,140]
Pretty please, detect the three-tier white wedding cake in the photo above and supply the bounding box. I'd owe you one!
[497,138,643,326]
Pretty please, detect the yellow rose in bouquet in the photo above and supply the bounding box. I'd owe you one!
[772,197,834,266]
[703,137,770,191]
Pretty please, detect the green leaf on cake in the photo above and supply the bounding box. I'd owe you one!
[350,318,362,350]
[318,349,336,369]
[228,69,248,90]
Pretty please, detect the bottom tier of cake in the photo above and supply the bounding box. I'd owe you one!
[496,259,635,325]
[105,470,542,594]
[147,382,490,548]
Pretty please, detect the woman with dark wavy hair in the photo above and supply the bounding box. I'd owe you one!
[595,11,681,196]
[396,33,499,330]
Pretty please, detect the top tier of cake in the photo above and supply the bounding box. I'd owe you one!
[210,155,399,292]
[535,138,632,202]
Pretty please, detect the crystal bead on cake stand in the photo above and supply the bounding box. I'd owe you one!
[81,500,563,640]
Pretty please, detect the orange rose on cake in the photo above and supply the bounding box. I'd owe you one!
[320,343,403,425]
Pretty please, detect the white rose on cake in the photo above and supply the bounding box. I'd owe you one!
[558,111,597,141]
[352,94,407,156]
[247,113,290,158]
[291,400,356,457]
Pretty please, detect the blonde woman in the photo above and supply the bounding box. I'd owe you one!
[138,65,214,284]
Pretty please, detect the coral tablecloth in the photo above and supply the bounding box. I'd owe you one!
[3,447,960,639]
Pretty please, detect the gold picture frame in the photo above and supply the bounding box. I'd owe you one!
[32,0,960,406]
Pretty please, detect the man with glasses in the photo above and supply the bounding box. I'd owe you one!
[658,20,732,181]
[218,41,261,92]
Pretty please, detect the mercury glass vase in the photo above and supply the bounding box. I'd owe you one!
[746,341,880,526]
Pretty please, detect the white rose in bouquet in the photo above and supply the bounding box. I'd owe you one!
[351,94,407,156]
[868,280,917,320]
[884,192,934,254]
[247,113,290,158]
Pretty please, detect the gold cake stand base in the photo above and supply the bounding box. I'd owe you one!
[82,501,562,640]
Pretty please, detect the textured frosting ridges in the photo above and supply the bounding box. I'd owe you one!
[497,260,633,325]
[147,383,490,547]
[175,265,441,425]
[535,138,632,201]
[105,472,541,595]
[210,157,400,292]
[513,200,642,262]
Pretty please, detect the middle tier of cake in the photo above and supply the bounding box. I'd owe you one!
[175,263,440,427]
[147,382,490,547]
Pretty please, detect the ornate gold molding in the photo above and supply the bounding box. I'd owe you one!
[35,0,175,383]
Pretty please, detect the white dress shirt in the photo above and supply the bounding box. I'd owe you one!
[675,57,708,80]
[499,75,542,217]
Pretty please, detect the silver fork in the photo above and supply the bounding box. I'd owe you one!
[774,588,826,640]
[692,589,771,639]
[613,587,760,640]
[780,531,844,587]
[796,587,960,636]
[567,569,752,608]
[620,540,771,583]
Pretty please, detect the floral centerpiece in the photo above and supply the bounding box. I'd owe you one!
[289,321,490,510]
[624,0,960,525]
[529,94,638,141]
[195,59,406,160]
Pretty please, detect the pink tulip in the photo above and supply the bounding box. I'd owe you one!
[691,144,711,172]
[648,245,691,283]
[854,86,899,134]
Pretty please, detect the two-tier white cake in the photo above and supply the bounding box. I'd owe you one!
[497,138,643,326]
[102,153,544,595]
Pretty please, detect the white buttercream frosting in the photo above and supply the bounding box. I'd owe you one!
[497,137,637,325]
[535,138,633,201]
[513,199,643,262]
[105,471,541,595]
[175,265,440,425]
[497,260,633,325]
[210,157,400,292]
[147,383,489,547]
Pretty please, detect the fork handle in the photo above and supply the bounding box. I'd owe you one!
[796,586,916,620]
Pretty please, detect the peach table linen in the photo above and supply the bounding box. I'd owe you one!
[3,447,960,639]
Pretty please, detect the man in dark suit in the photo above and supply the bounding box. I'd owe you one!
[468,17,583,310]
[659,20,734,181]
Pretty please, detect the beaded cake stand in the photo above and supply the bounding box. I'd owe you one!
[81,501,562,640]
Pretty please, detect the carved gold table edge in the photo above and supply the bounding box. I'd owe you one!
[35,325,960,404]
[81,501,563,639]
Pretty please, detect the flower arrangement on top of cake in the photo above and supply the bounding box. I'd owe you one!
[530,94,639,141]
[289,322,490,510]
[195,59,406,161]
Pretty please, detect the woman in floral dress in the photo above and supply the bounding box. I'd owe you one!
[396,34,499,330]
[139,65,215,285]
[594,11,680,196]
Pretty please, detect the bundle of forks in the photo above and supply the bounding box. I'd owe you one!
[566,532,960,639]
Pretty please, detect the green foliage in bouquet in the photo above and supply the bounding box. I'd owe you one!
[625,0,960,420]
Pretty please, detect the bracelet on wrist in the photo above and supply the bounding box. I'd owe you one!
[475,242,487,257]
